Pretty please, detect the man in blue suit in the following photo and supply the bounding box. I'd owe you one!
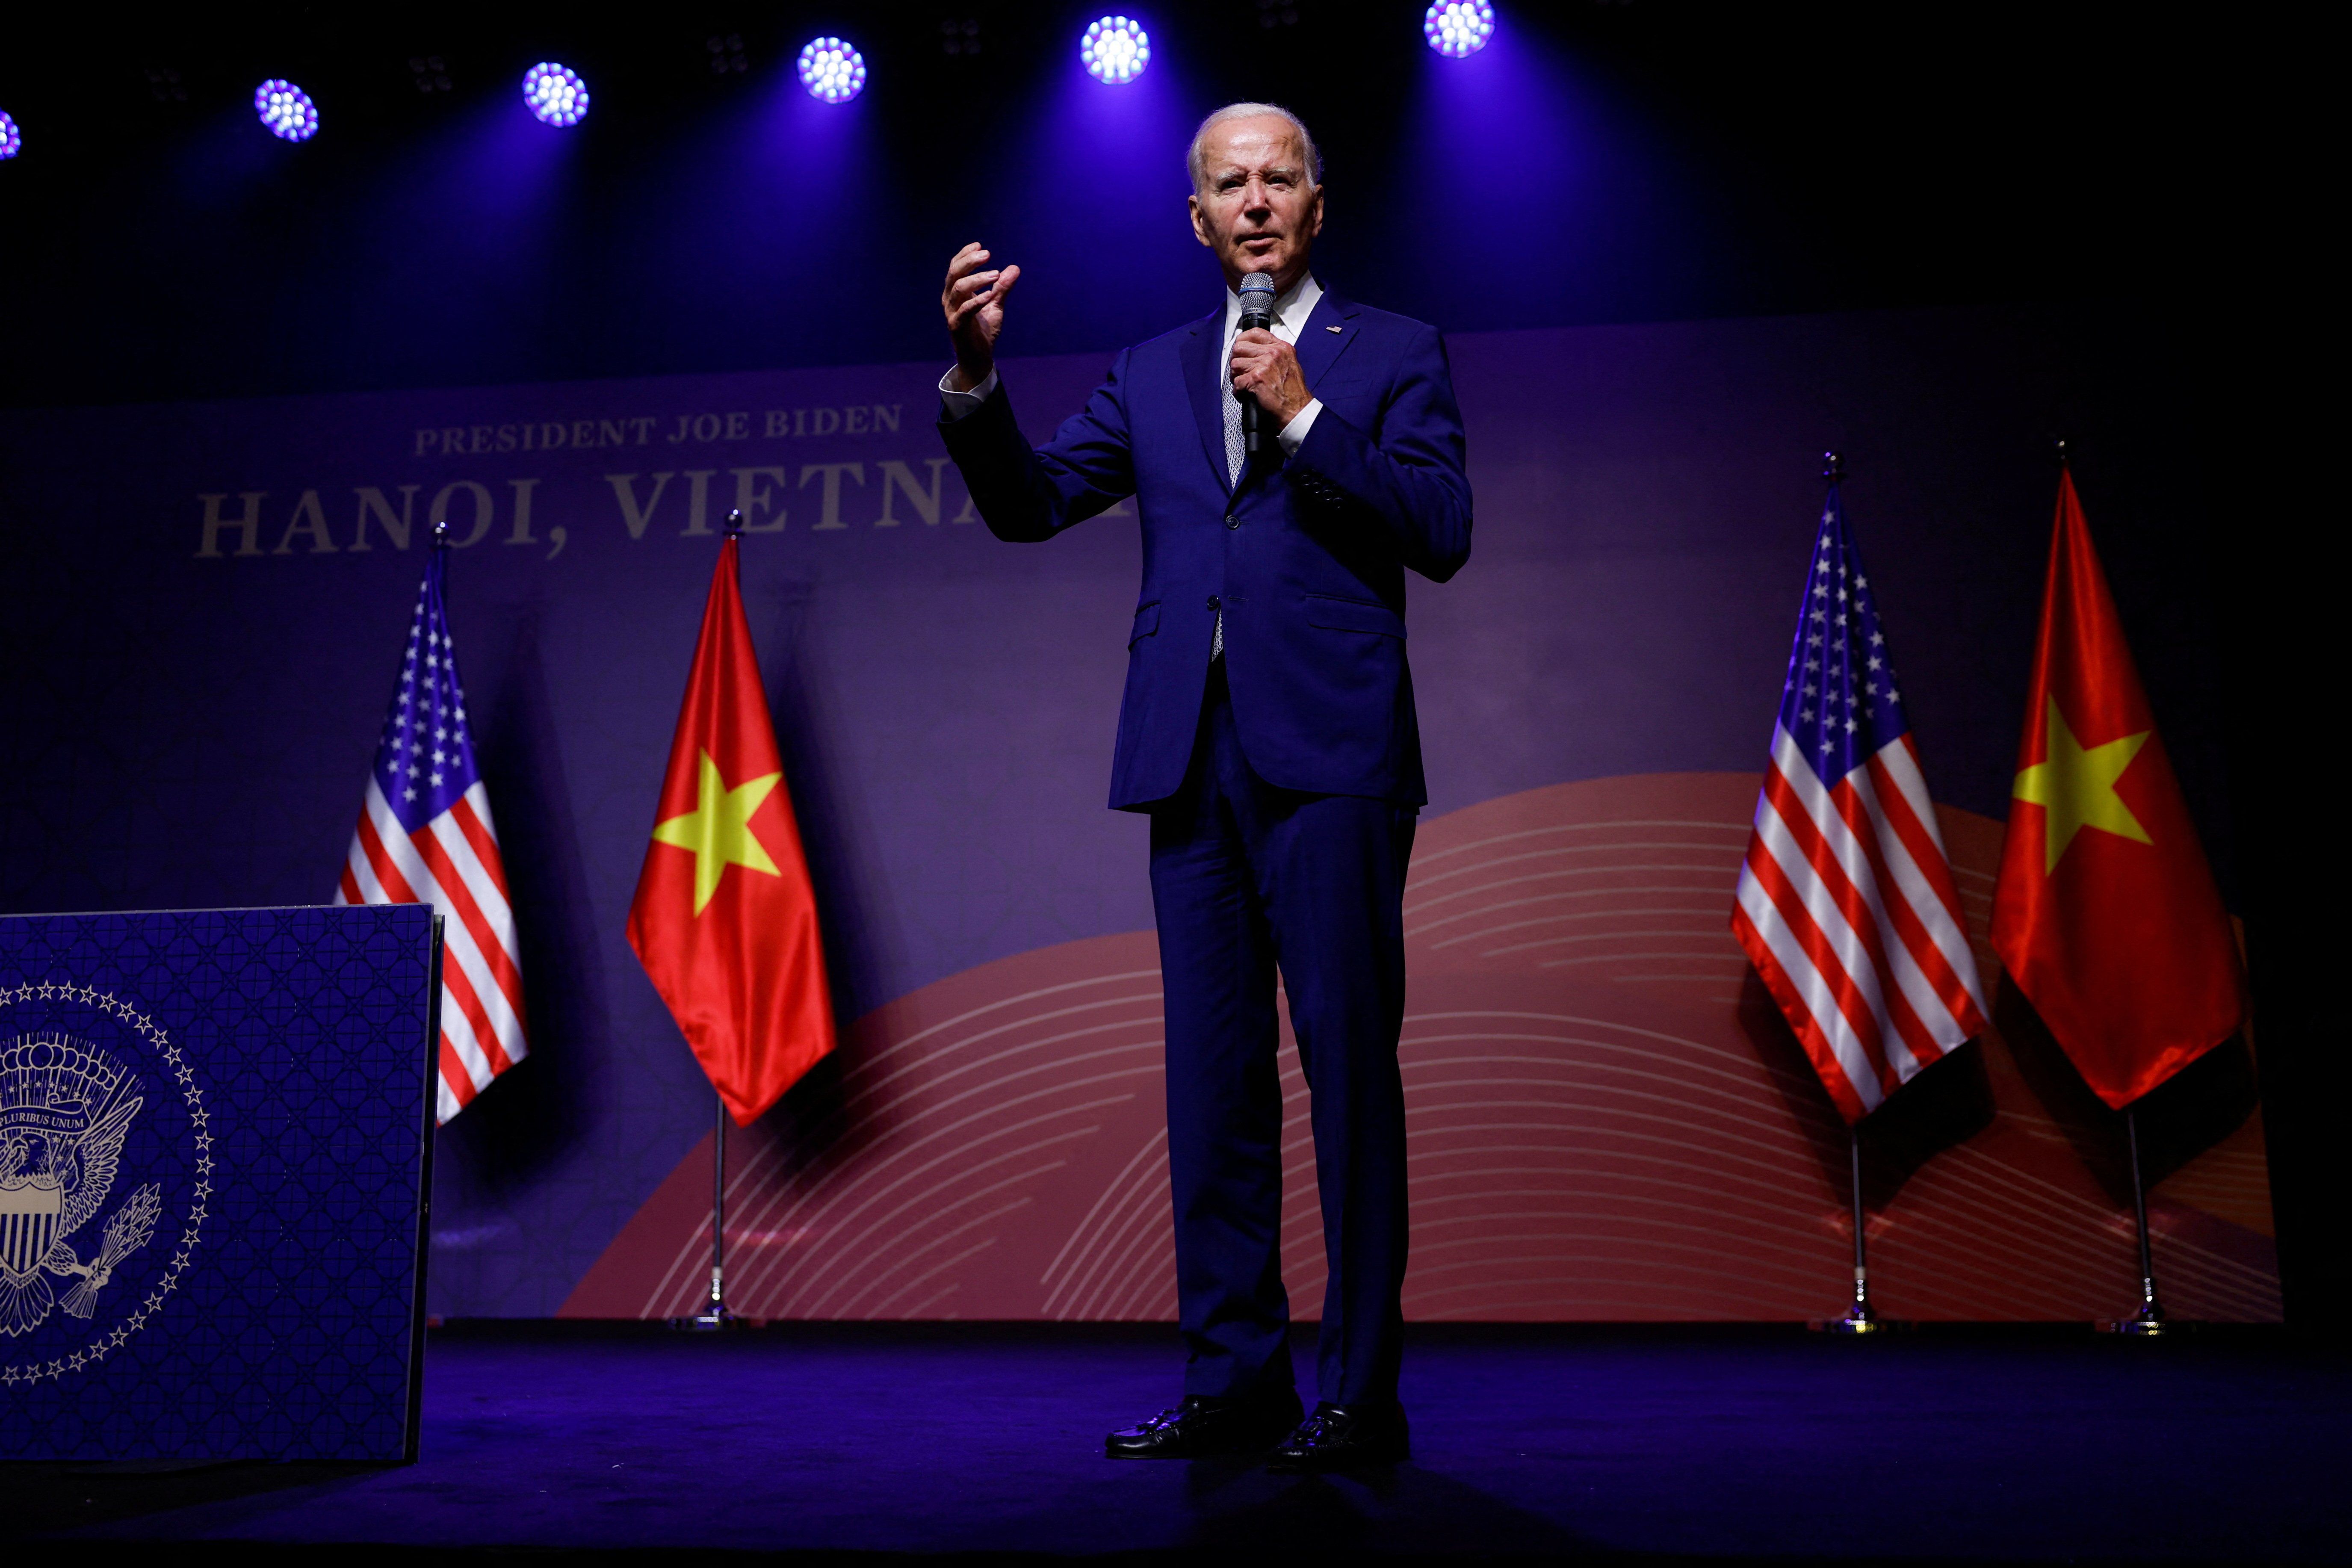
[937,103,1470,1469]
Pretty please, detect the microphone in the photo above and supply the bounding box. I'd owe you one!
[1237,273,1277,458]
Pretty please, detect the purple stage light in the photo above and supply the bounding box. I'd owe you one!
[254,79,319,142]
[1081,16,1150,85]
[1423,1,1495,57]
[0,110,19,161]
[521,62,590,127]
[798,37,867,103]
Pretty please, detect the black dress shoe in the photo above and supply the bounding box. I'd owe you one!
[1106,1390,1304,1459]
[1271,1400,1410,1468]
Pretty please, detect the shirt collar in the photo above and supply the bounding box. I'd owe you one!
[1222,273,1322,339]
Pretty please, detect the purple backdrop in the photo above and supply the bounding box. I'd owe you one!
[0,303,2234,1314]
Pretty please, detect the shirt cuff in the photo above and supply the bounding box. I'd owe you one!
[939,366,999,419]
[1276,398,1324,455]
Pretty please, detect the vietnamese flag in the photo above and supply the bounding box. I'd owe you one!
[1990,469,2243,1108]
[628,537,836,1125]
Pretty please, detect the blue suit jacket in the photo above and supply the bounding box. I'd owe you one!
[940,289,1471,811]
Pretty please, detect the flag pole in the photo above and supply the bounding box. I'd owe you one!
[2054,436,2164,1338]
[1823,1125,1888,1334]
[671,508,751,1335]
[1814,452,1888,1338]
[682,1090,737,1331]
[2112,1107,2171,1335]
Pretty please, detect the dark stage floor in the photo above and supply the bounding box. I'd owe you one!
[9,1323,2350,1563]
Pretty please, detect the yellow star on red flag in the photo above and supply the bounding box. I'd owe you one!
[2011,698,2152,874]
[650,750,783,914]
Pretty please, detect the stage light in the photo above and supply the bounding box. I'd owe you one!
[522,62,590,127]
[254,80,319,142]
[1423,1,1495,57]
[707,34,749,76]
[1081,16,1150,85]
[798,37,867,103]
[0,110,19,161]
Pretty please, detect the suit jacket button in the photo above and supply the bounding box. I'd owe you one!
[1206,596,1220,611]
[1226,515,1241,529]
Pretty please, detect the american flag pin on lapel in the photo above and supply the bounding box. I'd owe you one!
[1326,325,1342,332]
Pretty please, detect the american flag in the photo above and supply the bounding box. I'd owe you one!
[333,548,528,1123]
[1732,484,1986,1121]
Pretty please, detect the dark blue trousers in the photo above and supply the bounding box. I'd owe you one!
[1149,662,1415,1407]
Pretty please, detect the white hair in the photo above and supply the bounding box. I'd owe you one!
[1186,102,1323,195]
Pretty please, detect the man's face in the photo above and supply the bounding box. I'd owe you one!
[1188,115,1324,292]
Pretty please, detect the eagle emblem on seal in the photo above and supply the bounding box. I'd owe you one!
[0,1034,162,1338]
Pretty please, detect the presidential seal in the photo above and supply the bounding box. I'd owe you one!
[0,985,210,1386]
[0,1034,158,1334]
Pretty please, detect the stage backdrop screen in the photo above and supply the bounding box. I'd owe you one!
[0,304,2273,1323]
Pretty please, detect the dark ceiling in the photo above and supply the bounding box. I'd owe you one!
[0,3,2263,407]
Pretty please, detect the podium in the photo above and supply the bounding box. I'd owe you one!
[0,905,440,1462]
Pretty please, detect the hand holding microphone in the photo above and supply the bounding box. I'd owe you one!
[1229,273,1309,454]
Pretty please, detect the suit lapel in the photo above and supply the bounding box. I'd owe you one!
[1180,307,1232,497]
[1295,289,1362,392]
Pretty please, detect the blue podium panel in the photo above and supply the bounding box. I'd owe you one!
[0,905,436,1461]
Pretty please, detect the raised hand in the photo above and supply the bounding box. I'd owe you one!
[942,242,1022,393]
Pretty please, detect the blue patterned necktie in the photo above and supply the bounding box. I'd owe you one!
[1224,375,1247,490]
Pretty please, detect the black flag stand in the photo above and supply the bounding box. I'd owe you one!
[1820,1126,1891,1334]
[669,1091,739,1332]
[2108,1107,2173,1335]
[668,508,751,1335]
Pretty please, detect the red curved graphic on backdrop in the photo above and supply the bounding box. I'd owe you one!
[562,774,2278,1321]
